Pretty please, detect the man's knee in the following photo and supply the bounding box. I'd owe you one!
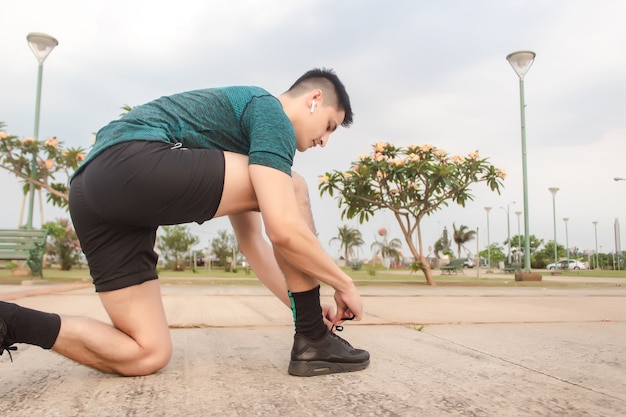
[136,348,172,376]
[119,341,173,377]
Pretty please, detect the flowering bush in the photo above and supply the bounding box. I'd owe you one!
[0,122,86,208]
[319,141,505,284]
[42,218,82,270]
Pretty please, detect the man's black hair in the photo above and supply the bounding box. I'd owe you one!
[288,68,353,127]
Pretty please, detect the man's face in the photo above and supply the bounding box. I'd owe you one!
[294,102,345,152]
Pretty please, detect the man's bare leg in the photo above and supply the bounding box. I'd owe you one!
[206,155,361,374]
[273,173,331,340]
[51,280,172,376]
[274,172,319,292]
[230,210,335,326]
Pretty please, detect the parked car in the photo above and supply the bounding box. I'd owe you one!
[546,259,587,270]
[463,258,476,268]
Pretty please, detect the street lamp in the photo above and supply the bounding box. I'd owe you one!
[507,50,535,274]
[615,218,622,271]
[25,32,58,229]
[592,221,599,270]
[500,202,515,263]
[563,217,570,266]
[548,187,559,268]
[515,211,522,262]
[484,206,492,268]
[615,177,626,182]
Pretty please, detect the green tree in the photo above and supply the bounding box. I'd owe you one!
[210,229,238,268]
[0,122,86,212]
[329,225,364,265]
[433,226,451,259]
[42,218,81,270]
[479,243,506,267]
[452,223,476,258]
[158,225,199,270]
[535,241,566,268]
[370,233,403,268]
[433,238,445,259]
[319,142,504,285]
[506,234,543,265]
[0,109,132,215]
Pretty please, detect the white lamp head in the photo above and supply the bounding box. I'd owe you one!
[506,50,536,80]
[27,32,59,64]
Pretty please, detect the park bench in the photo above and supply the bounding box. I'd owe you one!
[350,261,364,271]
[441,258,465,275]
[503,262,522,273]
[0,229,49,278]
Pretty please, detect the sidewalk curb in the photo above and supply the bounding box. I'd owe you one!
[0,283,92,301]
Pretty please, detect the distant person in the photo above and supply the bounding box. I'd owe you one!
[0,68,369,377]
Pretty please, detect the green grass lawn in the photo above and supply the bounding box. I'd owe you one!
[1,264,624,288]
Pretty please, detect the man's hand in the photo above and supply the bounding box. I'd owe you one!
[321,303,336,329]
[333,284,363,324]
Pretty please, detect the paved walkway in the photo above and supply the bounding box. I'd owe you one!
[1,276,625,416]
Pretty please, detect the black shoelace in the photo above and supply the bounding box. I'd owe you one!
[0,345,17,362]
[331,316,354,333]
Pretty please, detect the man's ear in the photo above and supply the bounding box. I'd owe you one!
[309,89,323,105]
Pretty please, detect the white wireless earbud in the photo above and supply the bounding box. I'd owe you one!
[310,101,316,113]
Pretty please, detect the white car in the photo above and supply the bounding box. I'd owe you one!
[463,258,476,268]
[547,259,587,270]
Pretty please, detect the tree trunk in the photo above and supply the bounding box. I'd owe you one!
[419,254,435,285]
[398,222,435,285]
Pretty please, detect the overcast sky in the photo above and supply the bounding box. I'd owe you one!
[1,0,625,261]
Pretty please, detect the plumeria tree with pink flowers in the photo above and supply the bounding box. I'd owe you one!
[319,141,505,285]
[0,121,86,212]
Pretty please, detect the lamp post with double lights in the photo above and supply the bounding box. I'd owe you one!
[484,206,492,268]
[507,50,535,274]
[25,32,58,229]
[563,217,570,266]
[500,202,515,264]
[515,211,522,262]
[548,187,559,269]
[592,221,599,270]
[615,218,622,271]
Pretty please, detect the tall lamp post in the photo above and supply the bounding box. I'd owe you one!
[484,206,492,268]
[612,179,623,268]
[615,218,622,271]
[548,187,559,268]
[507,50,536,274]
[563,217,570,266]
[25,32,58,229]
[515,211,522,262]
[500,202,515,263]
[592,221,599,270]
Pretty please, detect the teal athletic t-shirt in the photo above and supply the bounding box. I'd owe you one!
[74,86,296,177]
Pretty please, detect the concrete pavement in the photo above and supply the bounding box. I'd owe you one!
[1,276,625,416]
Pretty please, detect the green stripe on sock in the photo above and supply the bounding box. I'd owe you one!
[288,291,297,331]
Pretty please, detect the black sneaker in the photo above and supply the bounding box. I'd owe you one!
[0,315,17,362]
[288,329,370,377]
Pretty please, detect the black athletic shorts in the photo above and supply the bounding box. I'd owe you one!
[69,140,225,292]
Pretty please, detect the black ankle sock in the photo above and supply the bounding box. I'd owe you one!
[0,301,61,349]
[288,285,327,340]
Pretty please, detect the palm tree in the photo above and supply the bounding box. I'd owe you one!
[371,237,403,268]
[329,225,364,265]
[452,223,476,258]
[433,226,451,259]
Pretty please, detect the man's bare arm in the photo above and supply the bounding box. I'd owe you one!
[229,212,290,307]
[248,164,362,321]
